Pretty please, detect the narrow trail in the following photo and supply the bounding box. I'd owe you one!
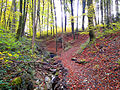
[46,32,120,89]
[54,38,89,89]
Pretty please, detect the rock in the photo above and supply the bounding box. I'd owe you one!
[75,61,89,64]
[45,76,51,89]
[36,79,42,85]
[45,76,51,82]
[71,57,77,61]
[50,69,57,72]
[50,53,57,58]
[52,76,60,89]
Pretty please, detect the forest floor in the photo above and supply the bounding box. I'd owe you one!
[45,31,120,89]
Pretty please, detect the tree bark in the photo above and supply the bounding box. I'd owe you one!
[16,0,22,39]
[115,0,119,21]
[12,0,16,32]
[87,0,94,30]
[82,0,86,31]
[71,0,75,39]
[101,0,103,24]
[104,0,107,24]
[35,0,40,37]
[4,0,8,28]
[76,0,79,32]
[53,0,58,52]
[0,0,3,21]
[47,1,49,37]
[32,0,36,52]
[64,0,67,32]
[21,0,27,37]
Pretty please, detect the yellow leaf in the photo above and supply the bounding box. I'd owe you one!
[8,53,12,57]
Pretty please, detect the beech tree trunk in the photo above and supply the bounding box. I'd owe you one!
[53,0,58,52]
[82,0,86,31]
[71,0,75,39]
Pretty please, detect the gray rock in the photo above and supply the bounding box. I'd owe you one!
[71,57,77,61]
[45,76,51,82]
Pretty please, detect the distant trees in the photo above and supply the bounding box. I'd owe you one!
[0,0,119,52]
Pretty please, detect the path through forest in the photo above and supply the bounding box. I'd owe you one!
[46,32,120,89]
[54,38,90,89]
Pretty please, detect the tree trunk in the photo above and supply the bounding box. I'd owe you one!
[104,0,107,24]
[64,0,67,32]
[71,0,75,39]
[4,0,8,28]
[101,0,103,24]
[35,0,40,37]
[82,0,86,31]
[60,0,63,33]
[50,0,53,35]
[12,0,16,32]
[53,0,58,52]
[21,0,26,37]
[97,1,99,24]
[76,0,79,32]
[0,0,3,21]
[115,0,119,21]
[16,0,22,40]
[32,0,36,52]
[42,0,44,27]
[106,0,110,27]
[87,0,94,30]
[47,1,49,37]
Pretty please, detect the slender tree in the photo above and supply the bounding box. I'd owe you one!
[21,0,27,36]
[53,0,58,52]
[35,0,40,36]
[32,0,36,52]
[4,0,8,28]
[106,0,110,27]
[64,0,67,32]
[12,0,16,32]
[115,0,119,21]
[50,0,54,35]
[60,0,63,33]
[0,0,3,21]
[16,0,22,39]
[47,1,49,37]
[76,0,79,32]
[104,0,107,24]
[70,0,75,39]
[101,0,104,24]
[97,0,99,24]
[82,0,86,31]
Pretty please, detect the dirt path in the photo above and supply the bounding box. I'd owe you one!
[47,32,120,89]
[54,39,89,89]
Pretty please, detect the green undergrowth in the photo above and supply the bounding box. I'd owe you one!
[0,29,40,89]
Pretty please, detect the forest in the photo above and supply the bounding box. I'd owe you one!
[0,0,120,89]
